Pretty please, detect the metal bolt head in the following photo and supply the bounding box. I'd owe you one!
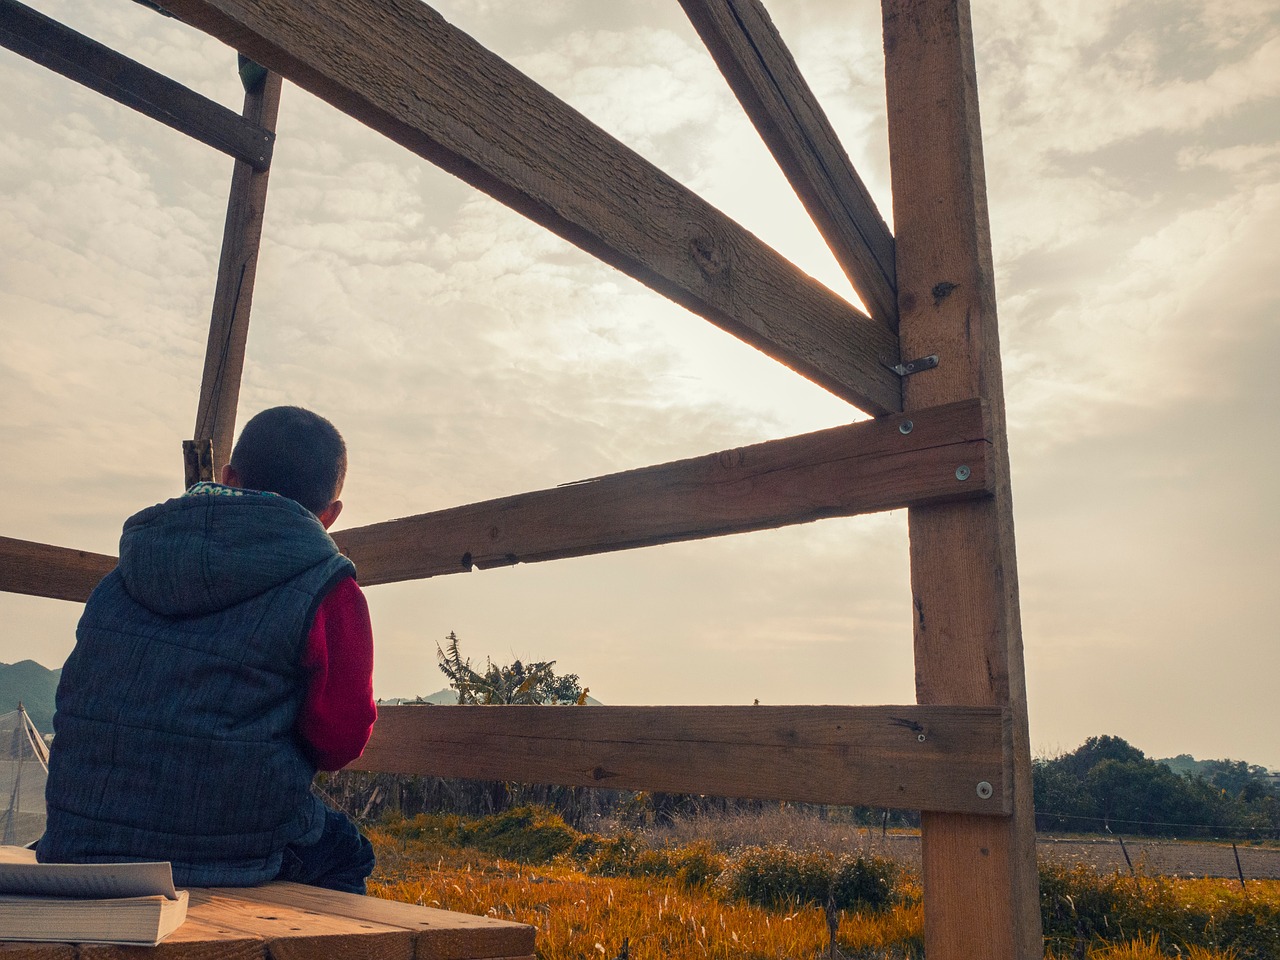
[955,465,972,481]
[917,733,926,742]
[976,781,993,800]
[899,420,914,435]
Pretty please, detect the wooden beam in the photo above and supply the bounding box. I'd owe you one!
[677,0,898,329]
[191,69,283,479]
[225,883,537,960]
[334,400,990,586]
[0,536,115,603]
[0,403,984,601]
[0,0,273,170]
[155,0,902,414]
[351,704,1012,815]
[882,0,1043,956]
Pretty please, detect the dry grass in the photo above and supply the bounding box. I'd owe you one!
[365,813,1277,960]
[368,824,922,959]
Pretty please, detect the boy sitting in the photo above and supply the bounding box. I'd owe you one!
[39,406,377,894]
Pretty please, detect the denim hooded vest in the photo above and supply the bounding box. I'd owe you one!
[40,488,355,886]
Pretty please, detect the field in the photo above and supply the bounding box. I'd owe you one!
[365,808,1280,960]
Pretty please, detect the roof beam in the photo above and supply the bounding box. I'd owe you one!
[334,400,990,586]
[0,0,273,169]
[155,0,902,414]
[352,704,1013,815]
[678,0,898,329]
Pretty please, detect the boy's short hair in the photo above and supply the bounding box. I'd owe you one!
[228,406,346,515]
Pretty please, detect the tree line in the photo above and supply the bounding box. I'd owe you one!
[1033,735,1280,839]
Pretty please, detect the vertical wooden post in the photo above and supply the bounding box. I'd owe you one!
[191,66,282,479]
[881,1,1043,957]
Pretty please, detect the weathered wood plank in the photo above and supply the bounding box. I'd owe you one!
[0,403,984,601]
[74,916,264,960]
[231,884,536,960]
[882,0,1043,956]
[350,704,1012,815]
[183,890,414,960]
[0,0,273,170]
[0,536,115,603]
[192,69,283,480]
[334,400,990,585]
[156,0,902,414]
[678,0,898,328]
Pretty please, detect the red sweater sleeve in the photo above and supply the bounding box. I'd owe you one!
[297,576,376,771]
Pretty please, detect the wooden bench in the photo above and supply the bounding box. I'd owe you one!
[0,881,536,959]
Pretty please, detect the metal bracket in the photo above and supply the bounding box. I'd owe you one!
[887,354,939,377]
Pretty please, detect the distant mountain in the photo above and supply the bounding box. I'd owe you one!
[380,688,603,706]
[0,660,60,733]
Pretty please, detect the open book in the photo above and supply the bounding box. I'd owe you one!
[0,846,188,945]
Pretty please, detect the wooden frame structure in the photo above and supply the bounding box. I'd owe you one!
[0,0,1043,955]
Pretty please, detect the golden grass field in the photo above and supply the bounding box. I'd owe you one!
[364,810,1280,960]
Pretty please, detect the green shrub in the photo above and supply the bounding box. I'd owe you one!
[383,812,463,841]
[716,845,899,913]
[453,806,581,864]
[669,840,726,888]
[573,833,726,887]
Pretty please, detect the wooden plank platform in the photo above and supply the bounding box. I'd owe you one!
[0,882,536,960]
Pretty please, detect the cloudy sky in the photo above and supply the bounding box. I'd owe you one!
[1,0,1278,771]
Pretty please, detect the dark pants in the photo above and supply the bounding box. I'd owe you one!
[275,806,375,895]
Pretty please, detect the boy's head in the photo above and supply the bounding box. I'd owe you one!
[220,406,346,527]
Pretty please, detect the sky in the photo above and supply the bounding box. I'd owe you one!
[1,0,1278,770]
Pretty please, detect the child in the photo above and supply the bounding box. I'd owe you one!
[39,407,377,894]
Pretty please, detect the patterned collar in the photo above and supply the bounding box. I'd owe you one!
[184,481,279,499]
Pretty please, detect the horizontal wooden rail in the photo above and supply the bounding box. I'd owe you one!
[0,0,273,169]
[334,399,990,585]
[157,0,902,414]
[678,0,898,328]
[0,536,115,603]
[1,402,988,601]
[351,704,1013,815]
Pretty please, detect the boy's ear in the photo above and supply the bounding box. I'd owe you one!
[219,463,241,487]
[316,499,343,530]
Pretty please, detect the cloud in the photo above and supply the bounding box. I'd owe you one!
[3,0,1279,767]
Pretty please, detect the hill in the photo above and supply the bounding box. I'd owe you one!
[0,660,60,732]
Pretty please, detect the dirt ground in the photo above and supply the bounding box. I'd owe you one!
[868,834,1280,880]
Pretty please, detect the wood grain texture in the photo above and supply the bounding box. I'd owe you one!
[229,884,536,960]
[157,0,901,414]
[0,0,272,169]
[191,70,283,479]
[882,0,1042,955]
[183,890,413,960]
[678,0,897,328]
[350,704,1012,815]
[334,400,990,585]
[74,916,263,960]
[0,536,115,602]
[7,886,537,960]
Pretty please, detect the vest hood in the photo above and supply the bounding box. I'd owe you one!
[118,491,343,617]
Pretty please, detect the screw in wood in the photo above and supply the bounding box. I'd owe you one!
[955,465,971,481]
